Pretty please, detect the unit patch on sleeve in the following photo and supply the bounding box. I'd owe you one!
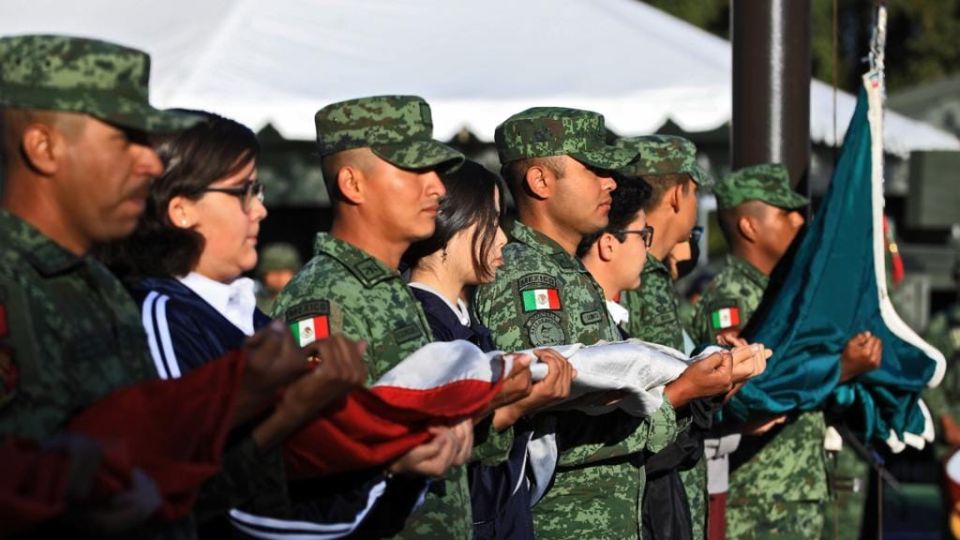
[518,273,561,312]
[286,300,332,347]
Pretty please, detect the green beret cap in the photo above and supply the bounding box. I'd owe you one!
[615,135,714,190]
[0,34,200,132]
[715,163,810,210]
[314,95,464,171]
[494,107,638,170]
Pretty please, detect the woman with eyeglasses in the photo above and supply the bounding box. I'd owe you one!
[100,112,456,539]
[403,160,576,540]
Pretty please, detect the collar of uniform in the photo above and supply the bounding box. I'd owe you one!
[0,210,84,276]
[509,221,586,273]
[313,232,399,286]
[727,254,769,290]
[643,252,670,278]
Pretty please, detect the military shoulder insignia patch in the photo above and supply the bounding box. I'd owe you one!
[518,273,562,312]
[710,305,741,330]
[286,300,331,347]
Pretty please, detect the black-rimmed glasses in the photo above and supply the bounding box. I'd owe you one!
[617,225,655,248]
[199,179,264,213]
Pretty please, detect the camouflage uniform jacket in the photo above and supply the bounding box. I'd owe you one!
[922,301,960,458]
[271,232,474,539]
[474,222,678,540]
[619,252,706,540]
[0,210,159,438]
[0,210,196,539]
[692,254,829,504]
[620,254,684,350]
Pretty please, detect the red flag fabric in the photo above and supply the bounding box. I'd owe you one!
[284,341,508,479]
[67,350,247,521]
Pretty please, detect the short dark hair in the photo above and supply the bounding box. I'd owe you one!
[97,110,259,279]
[576,176,652,258]
[639,173,691,212]
[403,160,504,279]
[500,156,566,201]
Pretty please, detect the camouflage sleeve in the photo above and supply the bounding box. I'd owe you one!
[0,274,68,439]
[475,272,574,351]
[553,399,678,467]
[692,296,744,346]
[470,417,515,465]
[621,273,683,350]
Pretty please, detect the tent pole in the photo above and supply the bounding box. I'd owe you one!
[731,0,812,202]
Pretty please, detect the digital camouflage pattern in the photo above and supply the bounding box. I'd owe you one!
[0,211,159,438]
[923,301,960,434]
[714,163,809,210]
[494,106,637,170]
[313,95,464,171]
[620,254,684,350]
[271,233,473,539]
[0,34,199,133]
[691,254,829,539]
[474,221,678,539]
[0,211,197,539]
[619,253,707,540]
[615,135,714,190]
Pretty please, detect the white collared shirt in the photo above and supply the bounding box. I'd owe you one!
[605,299,630,328]
[408,281,471,327]
[178,272,258,336]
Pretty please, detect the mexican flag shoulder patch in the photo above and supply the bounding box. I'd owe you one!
[710,306,741,330]
[522,288,561,312]
[285,300,333,347]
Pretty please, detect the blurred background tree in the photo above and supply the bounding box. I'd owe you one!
[640,0,960,93]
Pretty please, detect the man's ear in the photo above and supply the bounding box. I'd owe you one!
[738,214,759,243]
[336,165,365,205]
[523,165,552,200]
[667,183,683,214]
[20,123,63,176]
[598,232,617,262]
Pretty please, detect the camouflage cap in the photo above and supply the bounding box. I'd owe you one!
[615,135,714,190]
[0,34,200,133]
[314,95,464,171]
[258,242,302,275]
[715,163,810,210]
[494,107,637,170]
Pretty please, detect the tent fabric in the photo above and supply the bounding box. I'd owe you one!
[1,0,957,158]
[726,75,945,449]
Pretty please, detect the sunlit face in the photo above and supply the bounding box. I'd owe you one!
[58,116,163,243]
[190,160,267,282]
[757,204,806,263]
[550,156,617,236]
[676,176,700,239]
[365,158,447,244]
[611,210,649,292]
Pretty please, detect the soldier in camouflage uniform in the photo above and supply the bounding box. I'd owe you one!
[0,34,204,537]
[615,135,714,540]
[691,163,882,539]
[474,108,690,539]
[271,95,483,539]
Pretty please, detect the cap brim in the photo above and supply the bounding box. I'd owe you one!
[689,166,715,192]
[104,101,205,134]
[775,190,810,210]
[372,140,465,172]
[571,144,639,172]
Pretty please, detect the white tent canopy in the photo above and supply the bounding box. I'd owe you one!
[3,0,958,158]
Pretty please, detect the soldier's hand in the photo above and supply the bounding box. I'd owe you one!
[730,343,772,384]
[490,354,534,410]
[716,330,743,347]
[77,468,162,535]
[741,414,788,436]
[493,348,575,429]
[839,331,882,382]
[449,418,474,466]
[388,426,459,477]
[665,351,734,407]
[278,335,367,422]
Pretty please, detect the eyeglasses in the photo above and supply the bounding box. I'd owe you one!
[617,225,655,248]
[198,179,264,213]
